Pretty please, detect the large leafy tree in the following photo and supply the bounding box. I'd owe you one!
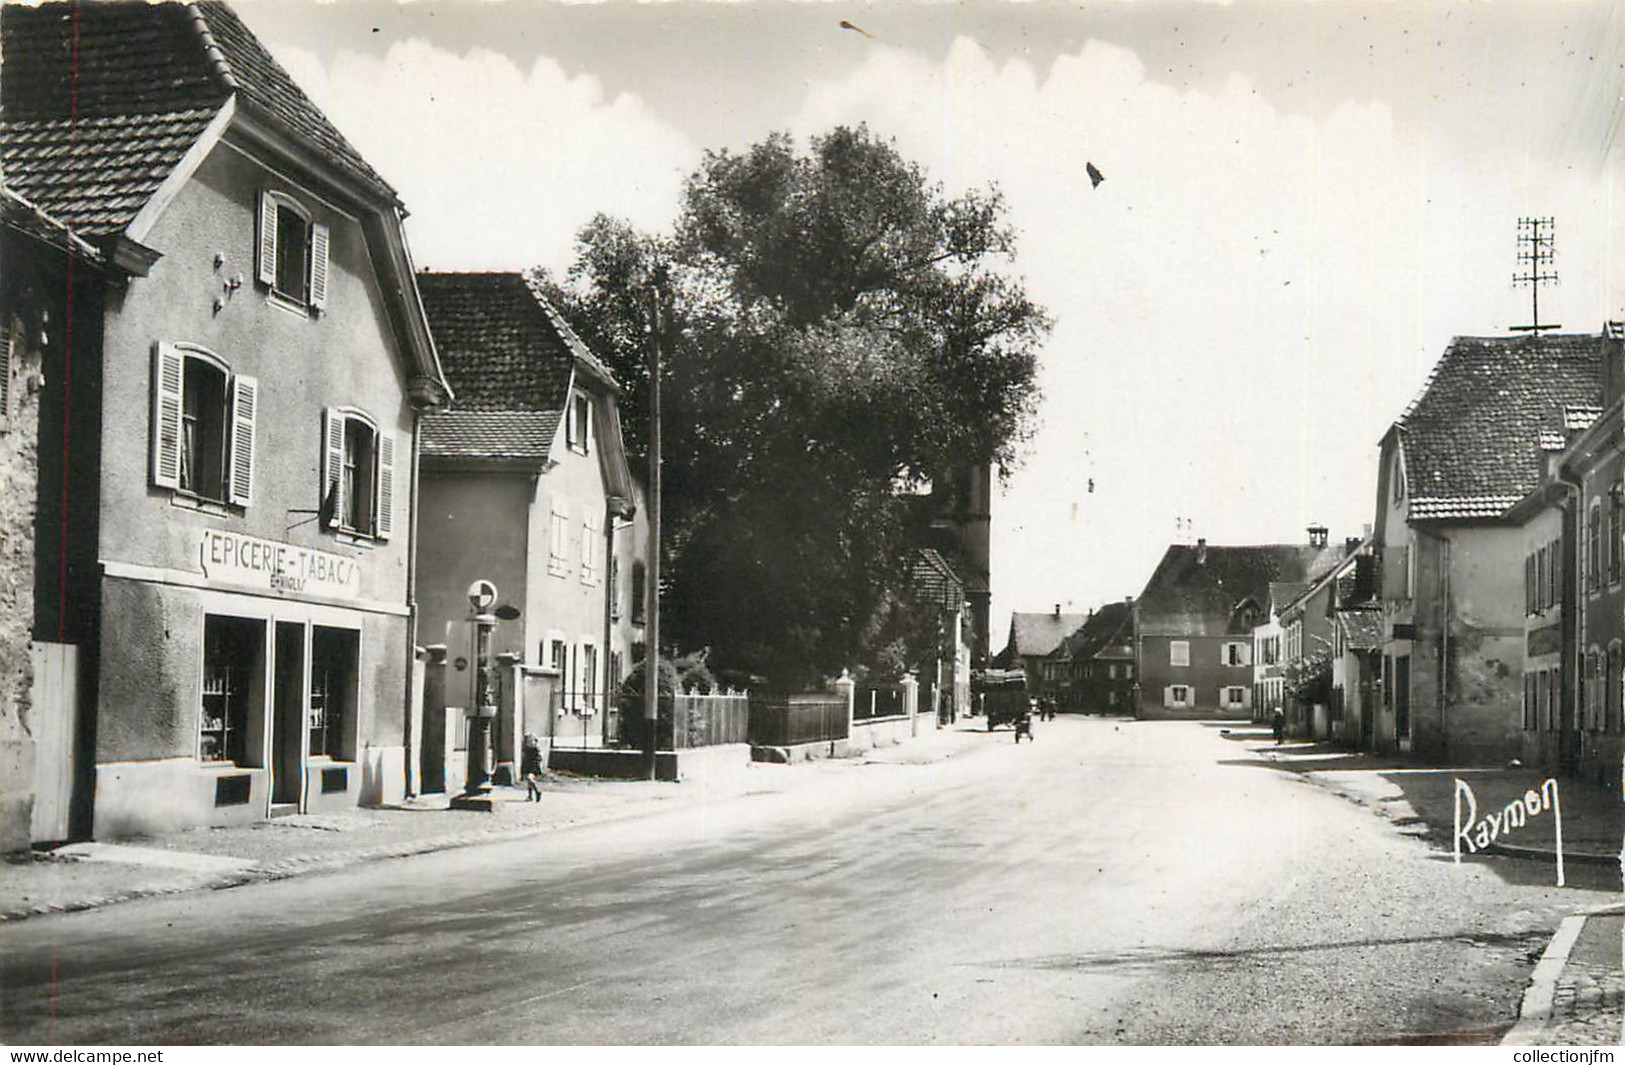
[536,126,1049,688]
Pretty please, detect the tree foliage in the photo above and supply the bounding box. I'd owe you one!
[536,126,1049,688]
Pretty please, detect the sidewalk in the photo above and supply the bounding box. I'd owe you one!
[1241,735,1625,867]
[1233,732,1625,1046]
[3,722,990,924]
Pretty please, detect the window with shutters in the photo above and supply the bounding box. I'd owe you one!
[631,560,647,624]
[320,407,392,540]
[548,495,571,577]
[1169,641,1190,667]
[151,343,256,508]
[580,514,601,585]
[257,190,329,314]
[1589,501,1603,594]
[566,393,591,456]
[1612,488,1623,584]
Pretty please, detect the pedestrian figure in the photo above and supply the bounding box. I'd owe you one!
[521,733,544,801]
[1271,708,1285,746]
[1015,705,1033,743]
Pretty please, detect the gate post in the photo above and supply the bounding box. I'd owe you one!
[902,672,919,737]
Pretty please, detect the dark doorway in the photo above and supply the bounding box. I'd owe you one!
[272,622,305,809]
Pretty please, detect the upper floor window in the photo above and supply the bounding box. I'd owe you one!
[1391,452,1405,502]
[566,392,591,455]
[322,407,393,539]
[258,190,329,313]
[1169,640,1190,667]
[631,560,647,624]
[549,495,571,577]
[1611,487,1623,584]
[1588,500,1603,593]
[1222,641,1250,667]
[152,342,256,507]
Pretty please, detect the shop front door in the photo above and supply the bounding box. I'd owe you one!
[271,622,307,811]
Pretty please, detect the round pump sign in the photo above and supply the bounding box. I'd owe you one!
[467,579,498,612]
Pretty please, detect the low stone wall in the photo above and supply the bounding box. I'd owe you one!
[548,743,750,787]
[849,711,935,752]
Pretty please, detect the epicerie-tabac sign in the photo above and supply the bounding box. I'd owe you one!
[198,530,361,600]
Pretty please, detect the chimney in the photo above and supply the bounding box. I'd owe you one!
[1196,538,1207,565]
[1053,603,1061,618]
[1345,536,1362,556]
[1308,524,1328,549]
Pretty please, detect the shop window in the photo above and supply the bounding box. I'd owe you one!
[309,627,358,760]
[257,190,329,312]
[199,616,264,765]
[152,343,256,506]
[322,408,393,539]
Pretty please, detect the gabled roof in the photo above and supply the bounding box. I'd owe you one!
[1,180,103,265]
[1137,543,1345,637]
[1395,333,1612,522]
[1,2,395,238]
[421,410,560,463]
[418,272,605,412]
[1004,611,1089,660]
[909,549,965,611]
[1266,582,1310,617]
[1336,608,1384,652]
[1058,600,1134,663]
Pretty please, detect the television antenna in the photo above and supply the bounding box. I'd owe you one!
[1511,217,1560,334]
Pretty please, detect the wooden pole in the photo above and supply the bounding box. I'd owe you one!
[643,285,663,781]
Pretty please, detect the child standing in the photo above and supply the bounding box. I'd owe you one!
[521,733,544,801]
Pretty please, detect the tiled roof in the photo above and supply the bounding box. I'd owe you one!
[421,410,559,461]
[1004,611,1090,659]
[524,275,619,390]
[909,548,964,611]
[1267,581,1310,616]
[0,180,103,264]
[0,2,394,238]
[1565,405,1603,431]
[1337,608,1384,652]
[1396,334,1610,519]
[418,272,596,412]
[195,2,395,201]
[1539,430,1569,452]
[1058,601,1134,662]
[1138,543,1346,637]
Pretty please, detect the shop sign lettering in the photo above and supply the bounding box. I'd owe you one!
[198,530,361,600]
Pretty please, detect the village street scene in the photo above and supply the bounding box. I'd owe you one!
[4,0,1625,1049]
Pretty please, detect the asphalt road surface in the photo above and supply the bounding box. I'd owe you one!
[1,718,1610,1044]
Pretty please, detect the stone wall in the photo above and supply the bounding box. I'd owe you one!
[0,302,43,849]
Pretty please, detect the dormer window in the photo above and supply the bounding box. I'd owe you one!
[258,190,329,313]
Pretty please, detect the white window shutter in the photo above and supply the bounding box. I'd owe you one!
[152,343,185,489]
[375,430,394,539]
[227,374,258,507]
[257,191,278,288]
[323,407,345,528]
[1164,686,1174,708]
[309,222,330,311]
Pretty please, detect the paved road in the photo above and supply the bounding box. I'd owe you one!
[1,718,1611,1044]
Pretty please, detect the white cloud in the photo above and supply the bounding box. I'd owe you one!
[277,38,698,275]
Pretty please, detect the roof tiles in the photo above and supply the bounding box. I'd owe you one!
[1397,334,1611,519]
[417,272,588,413]
[421,410,559,461]
[1,2,396,237]
[1138,543,1346,637]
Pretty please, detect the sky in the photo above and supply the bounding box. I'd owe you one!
[237,0,1625,649]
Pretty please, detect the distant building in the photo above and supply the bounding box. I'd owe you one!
[1043,599,1135,713]
[997,606,1089,695]
[1250,582,1306,725]
[1134,533,1343,720]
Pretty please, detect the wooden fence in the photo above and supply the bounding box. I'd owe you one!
[749,693,850,747]
[671,691,751,749]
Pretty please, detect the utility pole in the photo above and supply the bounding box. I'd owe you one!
[642,277,664,781]
[1512,217,1561,334]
